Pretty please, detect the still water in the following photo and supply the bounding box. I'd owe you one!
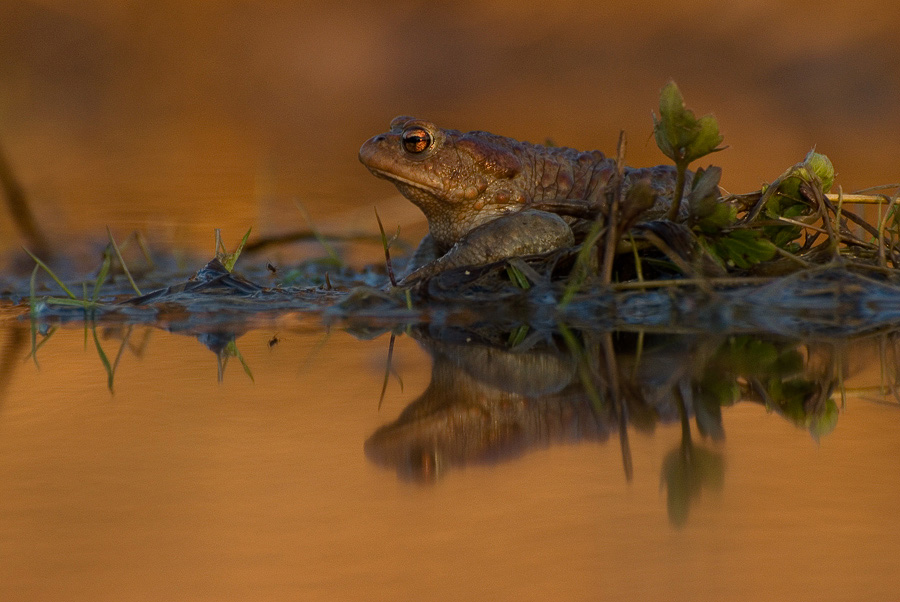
[1,311,898,601]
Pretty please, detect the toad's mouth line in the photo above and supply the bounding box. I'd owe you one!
[365,166,439,194]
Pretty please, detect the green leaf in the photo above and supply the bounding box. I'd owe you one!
[653,82,693,163]
[697,204,737,233]
[653,82,724,167]
[722,337,780,372]
[764,224,802,249]
[688,166,732,229]
[653,83,684,161]
[687,115,725,163]
[709,229,776,268]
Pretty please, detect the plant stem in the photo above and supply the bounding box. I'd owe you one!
[666,163,687,222]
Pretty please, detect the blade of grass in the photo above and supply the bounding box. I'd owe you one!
[374,207,398,286]
[558,322,605,413]
[23,247,76,299]
[110,325,133,380]
[804,181,840,259]
[833,186,845,257]
[631,330,645,379]
[28,264,39,368]
[295,200,341,264]
[232,228,252,269]
[559,221,607,307]
[217,353,225,383]
[93,245,113,301]
[299,330,331,375]
[601,332,632,481]
[506,263,531,289]
[25,325,56,364]
[378,333,396,410]
[216,227,253,272]
[229,342,255,383]
[508,324,530,347]
[215,229,225,256]
[41,297,102,308]
[28,264,38,318]
[106,227,142,295]
[629,233,644,283]
[601,131,626,285]
[875,190,900,267]
[91,326,115,393]
[639,229,709,292]
[771,244,812,268]
[134,231,156,270]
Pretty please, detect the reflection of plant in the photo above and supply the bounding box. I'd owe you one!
[765,381,839,440]
[693,336,839,439]
[660,388,725,527]
[219,339,254,383]
[651,335,841,525]
[25,321,255,392]
[662,443,724,528]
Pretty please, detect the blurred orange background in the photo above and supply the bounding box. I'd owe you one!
[1,0,898,258]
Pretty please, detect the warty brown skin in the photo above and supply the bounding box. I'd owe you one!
[359,116,684,282]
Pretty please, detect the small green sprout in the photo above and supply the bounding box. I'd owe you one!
[215,227,252,272]
[652,82,725,221]
[506,263,531,289]
[761,149,836,251]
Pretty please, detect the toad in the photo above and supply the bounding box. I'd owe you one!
[359,116,686,283]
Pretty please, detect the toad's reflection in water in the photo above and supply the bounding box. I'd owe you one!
[365,326,844,524]
[365,329,615,483]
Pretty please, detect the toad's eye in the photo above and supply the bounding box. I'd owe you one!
[401,127,433,154]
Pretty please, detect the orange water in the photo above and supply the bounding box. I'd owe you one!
[0,321,898,601]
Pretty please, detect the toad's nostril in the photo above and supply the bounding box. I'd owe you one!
[374,135,386,142]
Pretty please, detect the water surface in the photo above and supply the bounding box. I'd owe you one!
[1,316,898,601]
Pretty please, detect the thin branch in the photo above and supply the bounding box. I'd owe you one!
[601,131,626,285]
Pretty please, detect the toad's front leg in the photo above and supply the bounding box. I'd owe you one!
[399,209,574,285]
